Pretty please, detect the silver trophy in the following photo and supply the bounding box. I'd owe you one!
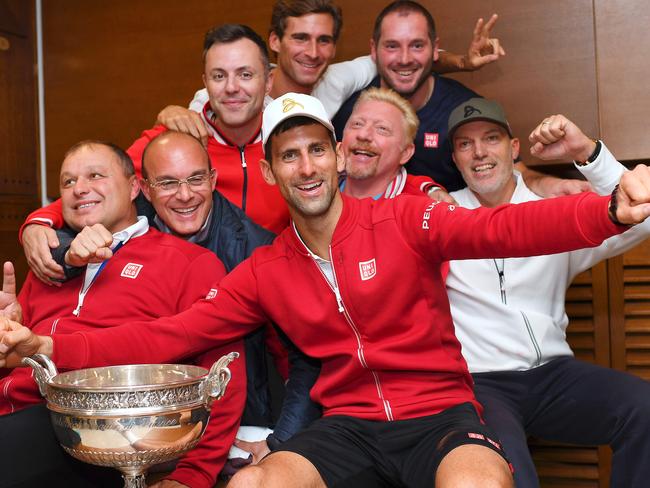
[24,352,239,488]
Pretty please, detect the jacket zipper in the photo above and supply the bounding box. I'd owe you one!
[494,259,542,366]
[239,146,248,213]
[521,311,543,366]
[313,247,394,421]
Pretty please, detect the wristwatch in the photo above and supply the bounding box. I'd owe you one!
[574,139,602,166]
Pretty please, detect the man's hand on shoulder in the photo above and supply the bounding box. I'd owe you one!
[516,161,591,198]
[529,114,596,163]
[157,105,210,148]
[65,224,114,268]
[22,224,64,285]
[0,317,53,368]
[0,262,22,323]
[428,188,458,205]
[613,165,650,225]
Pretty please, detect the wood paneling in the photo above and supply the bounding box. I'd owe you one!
[594,0,650,161]
[608,240,650,378]
[0,0,38,287]
[41,0,274,198]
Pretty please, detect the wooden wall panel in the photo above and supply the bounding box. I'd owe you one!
[608,240,650,378]
[42,0,274,198]
[0,0,38,287]
[594,0,650,161]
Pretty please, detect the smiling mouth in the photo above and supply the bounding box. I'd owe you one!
[172,205,199,215]
[352,149,377,157]
[297,181,323,192]
[473,163,496,173]
[76,202,99,210]
[393,68,418,78]
[297,60,321,70]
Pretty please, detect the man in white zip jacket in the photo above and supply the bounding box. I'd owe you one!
[445,98,650,488]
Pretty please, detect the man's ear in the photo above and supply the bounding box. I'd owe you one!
[138,178,152,202]
[129,175,141,202]
[202,72,207,89]
[259,158,276,186]
[336,142,345,174]
[399,143,415,166]
[511,137,520,161]
[370,38,377,63]
[433,37,440,63]
[269,31,281,55]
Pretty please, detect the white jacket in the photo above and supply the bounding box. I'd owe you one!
[449,143,649,372]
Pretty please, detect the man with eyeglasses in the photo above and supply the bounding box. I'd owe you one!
[43,131,320,485]
[18,24,289,285]
[0,139,246,488]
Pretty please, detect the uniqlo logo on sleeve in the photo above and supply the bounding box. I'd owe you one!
[120,263,143,279]
[206,289,218,299]
[359,259,377,281]
[424,133,439,148]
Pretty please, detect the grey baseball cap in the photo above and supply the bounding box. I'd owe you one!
[447,98,513,140]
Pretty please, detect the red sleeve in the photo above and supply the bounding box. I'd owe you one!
[126,124,169,178]
[394,192,627,263]
[167,339,246,488]
[18,199,64,242]
[17,273,34,328]
[51,257,266,370]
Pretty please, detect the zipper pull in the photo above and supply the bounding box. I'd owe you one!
[498,271,506,304]
[333,286,344,313]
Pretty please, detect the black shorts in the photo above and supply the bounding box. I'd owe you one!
[275,402,509,488]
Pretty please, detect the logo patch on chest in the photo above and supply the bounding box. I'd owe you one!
[424,132,439,148]
[120,263,143,279]
[206,288,218,300]
[359,259,377,281]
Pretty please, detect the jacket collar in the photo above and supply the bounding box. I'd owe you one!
[202,102,262,146]
[287,193,359,256]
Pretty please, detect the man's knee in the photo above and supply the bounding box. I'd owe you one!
[229,465,266,488]
[436,445,513,488]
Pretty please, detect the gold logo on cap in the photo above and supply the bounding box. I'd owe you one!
[282,98,304,113]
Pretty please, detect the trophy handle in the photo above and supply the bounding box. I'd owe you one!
[21,354,58,398]
[203,352,239,407]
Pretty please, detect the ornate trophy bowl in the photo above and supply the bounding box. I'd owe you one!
[23,352,239,488]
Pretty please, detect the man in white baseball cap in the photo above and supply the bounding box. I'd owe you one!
[5,94,650,488]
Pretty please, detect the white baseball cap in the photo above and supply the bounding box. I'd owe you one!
[262,92,336,148]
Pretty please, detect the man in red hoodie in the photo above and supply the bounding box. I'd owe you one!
[4,94,650,488]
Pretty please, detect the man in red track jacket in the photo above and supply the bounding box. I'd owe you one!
[4,94,650,488]
[0,141,245,488]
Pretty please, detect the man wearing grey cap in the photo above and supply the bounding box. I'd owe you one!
[4,93,650,488]
[446,97,650,488]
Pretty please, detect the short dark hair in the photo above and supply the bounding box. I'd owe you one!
[270,0,343,42]
[264,116,336,161]
[141,131,212,180]
[202,24,270,74]
[372,0,436,46]
[63,140,134,178]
